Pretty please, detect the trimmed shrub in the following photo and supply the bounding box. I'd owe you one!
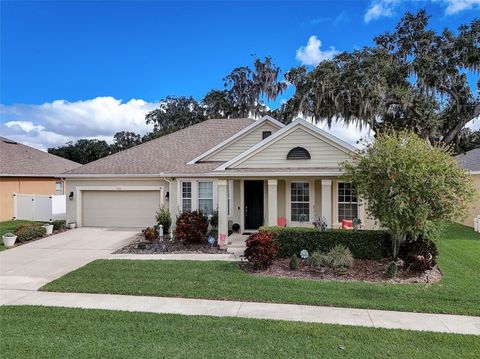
[155,205,172,234]
[175,211,208,243]
[399,236,438,272]
[289,254,298,270]
[52,220,66,231]
[244,232,278,270]
[142,227,157,241]
[259,226,391,260]
[15,224,46,242]
[386,261,397,278]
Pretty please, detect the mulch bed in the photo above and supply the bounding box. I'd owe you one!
[240,258,442,284]
[114,234,227,254]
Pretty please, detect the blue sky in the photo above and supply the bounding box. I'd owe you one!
[1,0,479,149]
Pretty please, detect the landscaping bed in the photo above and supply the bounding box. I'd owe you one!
[0,220,67,250]
[114,233,227,254]
[240,257,442,284]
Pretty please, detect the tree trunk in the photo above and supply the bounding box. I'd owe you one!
[443,105,480,145]
[392,232,407,259]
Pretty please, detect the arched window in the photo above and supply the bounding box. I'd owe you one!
[287,147,311,160]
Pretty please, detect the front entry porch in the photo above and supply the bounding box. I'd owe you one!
[217,177,362,249]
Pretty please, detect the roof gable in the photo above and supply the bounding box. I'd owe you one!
[216,118,357,171]
[187,115,284,164]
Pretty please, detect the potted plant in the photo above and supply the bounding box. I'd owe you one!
[43,223,54,235]
[2,232,17,248]
[68,222,76,229]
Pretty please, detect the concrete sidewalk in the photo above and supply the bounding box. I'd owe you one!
[2,289,479,335]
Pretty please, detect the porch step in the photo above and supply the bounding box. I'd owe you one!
[227,247,246,257]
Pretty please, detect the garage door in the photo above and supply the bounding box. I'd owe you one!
[82,190,161,227]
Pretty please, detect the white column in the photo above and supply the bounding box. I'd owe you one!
[267,179,278,226]
[321,180,332,227]
[217,180,228,248]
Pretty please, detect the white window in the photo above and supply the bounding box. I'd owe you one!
[198,181,213,215]
[291,182,309,222]
[55,181,63,195]
[338,182,358,221]
[181,181,192,212]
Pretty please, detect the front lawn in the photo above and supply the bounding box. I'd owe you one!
[0,220,39,251]
[1,306,478,358]
[42,222,480,315]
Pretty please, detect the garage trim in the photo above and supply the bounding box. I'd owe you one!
[75,186,164,227]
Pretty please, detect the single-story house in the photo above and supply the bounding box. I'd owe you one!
[62,116,376,245]
[0,136,81,221]
[455,148,480,228]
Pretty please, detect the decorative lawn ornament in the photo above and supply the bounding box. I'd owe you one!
[159,225,164,241]
[300,249,309,260]
[208,235,216,247]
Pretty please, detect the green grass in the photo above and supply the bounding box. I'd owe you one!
[0,220,38,251]
[42,222,480,315]
[1,306,478,358]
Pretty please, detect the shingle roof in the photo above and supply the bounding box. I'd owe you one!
[455,148,480,172]
[0,136,81,176]
[65,118,255,175]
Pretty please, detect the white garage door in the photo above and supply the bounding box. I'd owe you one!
[82,190,161,228]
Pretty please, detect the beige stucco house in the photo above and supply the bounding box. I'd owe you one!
[0,136,81,221]
[456,148,480,228]
[63,117,372,246]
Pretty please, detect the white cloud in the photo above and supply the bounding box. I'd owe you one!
[296,36,339,66]
[0,97,158,150]
[440,0,480,14]
[365,0,480,23]
[365,0,399,23]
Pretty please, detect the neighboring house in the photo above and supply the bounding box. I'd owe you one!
[0,136,81,221]
[455,148,480,228]
[63,116,374,246]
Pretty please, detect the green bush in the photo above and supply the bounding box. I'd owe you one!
[155,205,172,234]
[309,251,331,267]
[259,226,391,260]
[15,224,46,242]
[52,220,66,231]
[386,261,397,278]
[289,254,298,270]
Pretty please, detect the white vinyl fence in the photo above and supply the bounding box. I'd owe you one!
[13,193,66,222]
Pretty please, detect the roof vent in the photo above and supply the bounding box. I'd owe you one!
[287,147,311,160]
[3,139,17,145]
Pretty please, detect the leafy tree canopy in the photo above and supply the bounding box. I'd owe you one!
[48,139,111,164]
[283,10,479,147]
[343,131,476,257]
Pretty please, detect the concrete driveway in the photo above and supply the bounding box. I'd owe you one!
[0,227,137,293]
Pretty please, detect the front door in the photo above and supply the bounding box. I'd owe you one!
[244,180,264,229]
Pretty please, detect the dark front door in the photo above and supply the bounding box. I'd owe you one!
[244,180,264,229]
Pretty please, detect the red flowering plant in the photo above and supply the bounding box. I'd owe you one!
[142,227,157,241]
[175,211,209,243]
[244,231,278,270]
